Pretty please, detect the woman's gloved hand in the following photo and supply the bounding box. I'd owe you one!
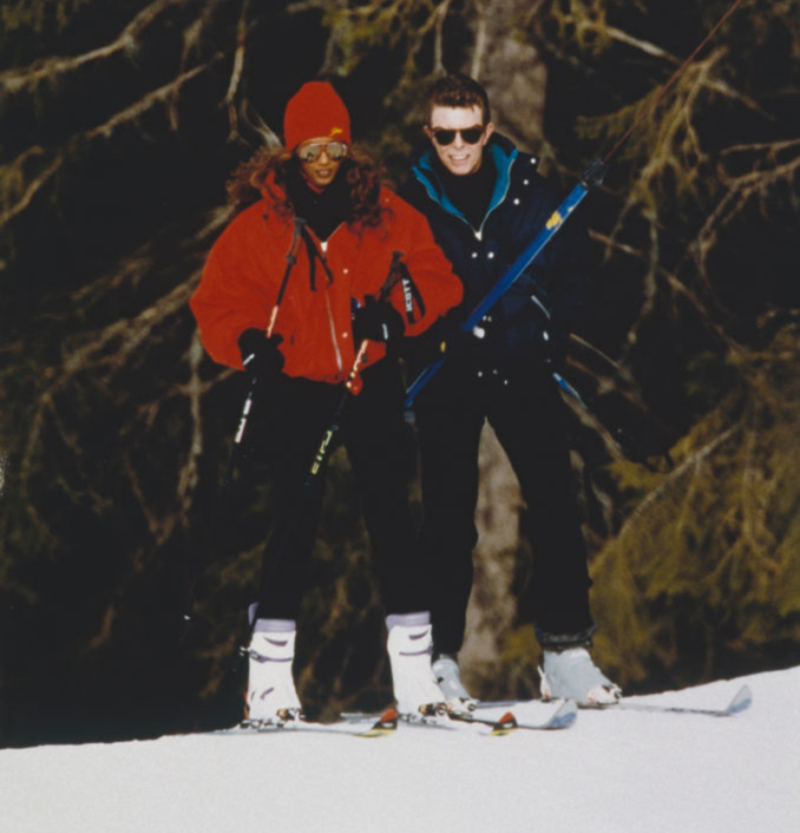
[352,297,405,344]
[238,329,285,379]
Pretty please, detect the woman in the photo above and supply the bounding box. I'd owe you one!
[190,81,462,722]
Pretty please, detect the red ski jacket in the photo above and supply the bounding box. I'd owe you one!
[191,178,462,389]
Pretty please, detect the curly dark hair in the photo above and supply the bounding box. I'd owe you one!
[226,145,393,230]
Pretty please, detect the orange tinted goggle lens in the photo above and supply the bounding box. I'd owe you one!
[297,141,349,162]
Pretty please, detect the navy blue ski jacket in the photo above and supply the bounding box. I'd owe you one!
[400,133,590,366]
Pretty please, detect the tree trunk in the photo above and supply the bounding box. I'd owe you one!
[469,0,547,149]
[459,0,548,691]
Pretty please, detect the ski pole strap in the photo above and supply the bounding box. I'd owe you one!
[404,158,606,408]
[386,252,425,324]
[377,251,425,322]
[299,223,335,292]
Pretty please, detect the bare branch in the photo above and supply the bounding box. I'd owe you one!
[18,207,232,489]
[177,331,210,526]
[470,0,489,81]
[589,229,742,355]
[432,0,453,74]
[0,0,189,94]
[223,0,252,140]
[0,149,64,228]
[86,56,224,141]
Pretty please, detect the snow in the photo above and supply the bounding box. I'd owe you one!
[1,667,798,833]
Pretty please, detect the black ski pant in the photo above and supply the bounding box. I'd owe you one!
[245,359,428,621]
[414,360,594,655]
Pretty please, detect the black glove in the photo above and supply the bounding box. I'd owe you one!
[238,329,285,379]
[435,317,484,361]
[352,297,405,344]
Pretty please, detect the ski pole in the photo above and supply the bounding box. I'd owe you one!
[305,251,415,483]
[221,218,306,490]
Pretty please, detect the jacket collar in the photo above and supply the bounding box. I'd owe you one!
[410,133,518,223]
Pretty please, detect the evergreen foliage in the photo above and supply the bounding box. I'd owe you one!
[592,320,800,689]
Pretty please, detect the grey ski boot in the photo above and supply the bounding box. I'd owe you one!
[432,654,478,711]
[539,647,621,706]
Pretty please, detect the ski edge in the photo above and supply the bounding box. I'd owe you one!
[344,699,577,734]
[476,685,752,718]
[396,710,515,736]
[611,684,753,717]
[212,707,398,738]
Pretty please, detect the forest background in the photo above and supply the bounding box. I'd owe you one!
[1,0,799,747]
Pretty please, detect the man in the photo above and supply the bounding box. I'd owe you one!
[191,81,462,721]
[401,73,620,706]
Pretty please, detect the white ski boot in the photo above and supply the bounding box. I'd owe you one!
[539,647,621,706]
[432,654,478,710]
[246,618,303,723]
[386,612,448,717]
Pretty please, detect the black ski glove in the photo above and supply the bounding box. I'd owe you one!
[434,317,484,361]
[238,329,285,379]
[352,297,405,344]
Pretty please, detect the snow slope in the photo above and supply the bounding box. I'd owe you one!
[1,666,798,833]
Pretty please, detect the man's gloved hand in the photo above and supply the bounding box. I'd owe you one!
[352,297,405,344]
[238,329,285,379]
[436,317,484,361]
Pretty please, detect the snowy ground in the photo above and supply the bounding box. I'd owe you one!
[1,666,798,833]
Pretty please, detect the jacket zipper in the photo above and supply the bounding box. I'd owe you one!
[319,234,344,375]
[475,164,512,240]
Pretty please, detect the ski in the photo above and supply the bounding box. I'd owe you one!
[517,699,578,730]
[397,707,518,736]
[476,684,752,717]
[605,684,752,717]
[446,700,577,732]
[213,707,398,738]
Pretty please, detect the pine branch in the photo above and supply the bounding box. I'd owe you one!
[589,229,742,355]
[617,421,741,535]
[691,138,800,277]
[604,25,772,119]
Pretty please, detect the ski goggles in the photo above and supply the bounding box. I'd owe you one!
[296,141,349,162]
[430,126,486,146]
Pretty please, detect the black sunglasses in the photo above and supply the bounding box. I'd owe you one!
[430,126,485,146]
